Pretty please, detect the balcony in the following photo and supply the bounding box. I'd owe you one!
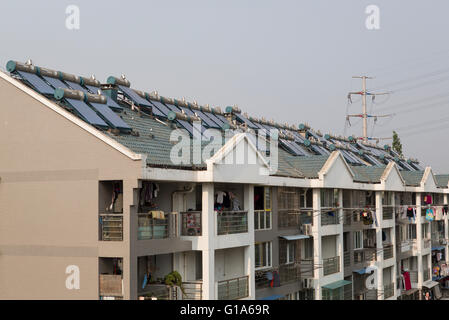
[353,248,377,264]
[137,212,175,240]
[383,245,394,260]
[384,283,394,299]
[323,256,340,276]
[278,210,313,228]
[138,284,178,300]
[217,276,249,300]
[180,211,202,236]
[382,206,393,220]
[217,210,248,235]
[99,274,123,297]
[99,214,123,241]
[182,281,203,300]
[321,210,340,226]
[255,260,314,289]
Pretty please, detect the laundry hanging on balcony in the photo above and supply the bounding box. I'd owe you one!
[401,271,412,291]
[424,194,433,205]
[426,208,435,221]
[360,210,373,225]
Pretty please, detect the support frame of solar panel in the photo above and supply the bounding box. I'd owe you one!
[65,98,108,128]
[16,71,54,95]
[90,103,131,131]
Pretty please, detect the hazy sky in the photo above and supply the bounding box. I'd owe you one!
[1,1,449,172]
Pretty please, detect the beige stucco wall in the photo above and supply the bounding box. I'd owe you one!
[0,77,142,299]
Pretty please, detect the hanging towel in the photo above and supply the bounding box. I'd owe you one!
[426,208,435,221]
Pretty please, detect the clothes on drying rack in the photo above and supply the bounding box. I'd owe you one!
[426,208,435,221]
[424,194,433,205]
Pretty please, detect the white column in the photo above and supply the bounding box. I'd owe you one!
[201,182,215,299]
[375,191,384,299]
[312,188,322,300]
[337,189,344,277]
[416,193,423,288]
[243,184,255,299]
[391,192,398,299]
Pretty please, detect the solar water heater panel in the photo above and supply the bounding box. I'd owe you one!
[118,85,151,107]
[65,80,86,92]
[194,110,220,128]
[43,76,69,89]
[17,71,54,95]
[85,84,101,95]
[179,106,196,117]
[65,98,108,128]
[176,120,195,137]
[89,103,131,130]
[165,103,181,113]
[292,141,310,155]
[206,112,225,127]
[149,100,171,116]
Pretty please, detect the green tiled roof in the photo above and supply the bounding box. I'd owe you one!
[350,165,386,183]
[435,174,449,188]
[400,170,424,186]
[104,108,207,169]
[282,154,329,178]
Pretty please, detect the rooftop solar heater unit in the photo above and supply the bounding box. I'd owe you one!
[80,84,123,111]
[43,76,70,89]
[118,85,152,107]
[16,70,54,95]
[280,139,306,156]
[65,98,108,128]
[90,103,131,131]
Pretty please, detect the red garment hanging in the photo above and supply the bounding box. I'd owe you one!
[403,271,412,291]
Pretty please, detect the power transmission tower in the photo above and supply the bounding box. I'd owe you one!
[347,76,391,142]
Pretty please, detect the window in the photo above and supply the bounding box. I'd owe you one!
[303,238,314,259]
[422,223,429,239]
[382,191,392,206]
[321,189,339,208]
[255,242,272,269]
[353,231,363,250]
[407,224,417,240]
[255,187,272,231]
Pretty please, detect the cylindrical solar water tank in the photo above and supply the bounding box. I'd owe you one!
[303,139,311,147]
[225,105,241,114]
[107,76,131,87]
[84,92,107,104]
[6,60,37,73]
[160,96,174,105]
[298,123,306,130]
[329,144,336,151]
[58,71,81,84]
[54,88,84,101]
[81,76,101,87]
[37,67,59,78]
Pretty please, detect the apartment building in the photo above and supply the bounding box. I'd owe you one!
[0,60,448,300]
